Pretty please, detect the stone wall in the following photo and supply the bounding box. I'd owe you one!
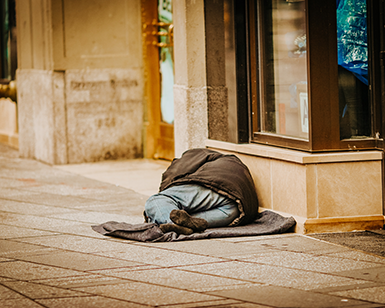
[16,0,144,164]
[17,69,143,164]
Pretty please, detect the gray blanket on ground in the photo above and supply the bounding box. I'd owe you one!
[92,210,296,242]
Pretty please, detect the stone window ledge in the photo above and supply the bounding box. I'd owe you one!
[206,139,383,164]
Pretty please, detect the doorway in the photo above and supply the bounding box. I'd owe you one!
[141,0,174,161]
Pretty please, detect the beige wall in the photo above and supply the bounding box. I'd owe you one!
[207,140,384,234]
[16,0,144,164]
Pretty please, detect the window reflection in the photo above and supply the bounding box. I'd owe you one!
[261,0,308,139]
[337,0,370,139]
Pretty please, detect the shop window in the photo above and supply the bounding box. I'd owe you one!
[246,0,382,152]
[260,0,308,140]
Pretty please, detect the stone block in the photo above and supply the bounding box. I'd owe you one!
[317,161,382,218]
[17,68,144,164]
[174,85,208,157]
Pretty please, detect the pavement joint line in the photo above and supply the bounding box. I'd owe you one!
[306,251,385,264]
[0,281,48,307]
[26,267,243,306]
[225,258,385,281]
[309,282,385,293]
[200,284,380,307]
[67,275,258,305]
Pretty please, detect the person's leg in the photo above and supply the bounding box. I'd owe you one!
[144,194,180,225]
[189,199,240,228]
[162,184,240,228]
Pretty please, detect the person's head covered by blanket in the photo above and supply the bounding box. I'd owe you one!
[144,148,259,235]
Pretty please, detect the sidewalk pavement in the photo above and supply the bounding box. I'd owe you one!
[1,144,385,308]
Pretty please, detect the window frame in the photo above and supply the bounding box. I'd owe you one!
[246,0,382,153]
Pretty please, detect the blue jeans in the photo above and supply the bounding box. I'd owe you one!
[144,184,240,228]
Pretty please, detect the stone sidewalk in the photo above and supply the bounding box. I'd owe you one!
[1,144,385,308]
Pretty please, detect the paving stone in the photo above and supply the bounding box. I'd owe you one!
[320,251,385,264]
[17,184,111,198]
[0,177,42,189]
[19,250,144,271]
[149,239,278,258]
[0,284,26,300]
[311,232,385,258]
[0,224,57,239]
[312,282,385,294]
[86,204,146,217]
[61,224,116,239]
[236,235,348,254]
[0,298,45,308]
[156,299,270,308]
[46,211,140,225]
[0,199,75,216]
[17,234,144,253]
[214,233,297,243]
[179,261,369,290]
[36,296,148,308]
[18,180,134,199]
[0,239,53,258]
[92,244,225,267]
[55,159,169,196]
[98,267,260,292]
[34,274,127,289]
[236,250,383,273]
[0,260,84,280]
[332,266,385,283]
[207,284,377,307]
[0,277,16,282]
[74,281,224,306]
[88,265,165,276]
[0,212,90,234]
[0,188,103,208]
[2,280,86,299]
[331,285,385,304]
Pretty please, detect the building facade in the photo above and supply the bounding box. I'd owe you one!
[8,0,385,233]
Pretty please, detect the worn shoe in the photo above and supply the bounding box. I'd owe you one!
[159,223,194,235]
[170,209,208,232]
[143,211,149,223]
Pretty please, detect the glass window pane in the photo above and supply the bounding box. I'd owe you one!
[261,0,308,140]
[337,0,370,139]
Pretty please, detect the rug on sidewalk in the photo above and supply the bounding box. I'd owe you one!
[92,210,296,242]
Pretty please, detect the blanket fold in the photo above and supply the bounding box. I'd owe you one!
[92,210,296,242]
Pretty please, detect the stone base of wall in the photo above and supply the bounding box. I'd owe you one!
[207,139,384,234]
[17,69,143,164]
[0,98,18,149]
[0,132,18,149]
